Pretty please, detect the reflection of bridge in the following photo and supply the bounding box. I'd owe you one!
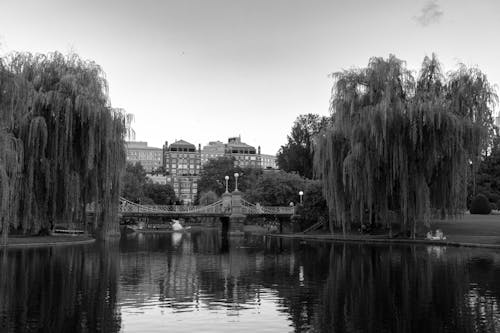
[87,190,296,235]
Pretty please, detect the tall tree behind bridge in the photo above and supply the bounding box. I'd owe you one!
[277,114,330,179]
[196,157,262,199]
[314,54,496,237]
[0,52,127,241]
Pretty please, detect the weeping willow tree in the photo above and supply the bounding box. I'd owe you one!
[0,52,127,241]
[314,54,497,238]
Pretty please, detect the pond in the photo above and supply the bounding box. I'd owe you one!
[1,230,500,332]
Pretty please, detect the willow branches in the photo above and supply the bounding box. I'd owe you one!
[0,52,127,239]
[314,54,496,237]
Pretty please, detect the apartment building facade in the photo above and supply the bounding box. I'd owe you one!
[125,141,163,172]
[162,140,202,204]
[201,140,226,165]
[201,136,277,169]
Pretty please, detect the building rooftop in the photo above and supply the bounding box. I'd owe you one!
[126,141,161,150]
[170,139,196,148]
[227,137,255,149]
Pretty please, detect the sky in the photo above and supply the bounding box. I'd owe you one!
[1,0,499,155]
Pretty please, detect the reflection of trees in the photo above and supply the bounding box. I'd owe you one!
[117,231,328,321]
[306,244,500,333]
[66,231,500,333]
[0,242,121,332]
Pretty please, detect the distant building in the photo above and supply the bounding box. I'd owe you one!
[125,141,162,172]
[261,153,277,169]
[495,115,500,128]
[163,140,202,204]
[200,136,277,169]
[201,141,226,165]
[224,136,261,168]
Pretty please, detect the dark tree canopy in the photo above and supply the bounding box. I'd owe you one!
[244,171,305,206]
[314,54,496,237]
[471,135,500,205]
[122,162,176,205]
[143,183,176,205]
[0,52,127,241]
[277,114,330,178]
[469,194,492,215]
[196,156,262,198]
[295,180,329,230]
[122,163,148,203]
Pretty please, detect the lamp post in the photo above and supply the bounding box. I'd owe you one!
[224,175,229,193]
[299,191,304,205]
[234,172,239,191]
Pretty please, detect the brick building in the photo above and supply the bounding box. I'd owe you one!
[162,140,202,204]
[125,141,162,172]
[201,136,277,169]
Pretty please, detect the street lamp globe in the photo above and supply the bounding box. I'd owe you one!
[224,175,229,193]
[299,191,304,205]
[234,173,239,191]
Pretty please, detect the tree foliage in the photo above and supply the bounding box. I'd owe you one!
[121,163,148,203]
[277,114,330,178]
[143,183,176,205]
[196,156,262,197]
[314,54,496,237]
[198,190,219,205]
[470,194,491,215]
[244,171,305,206]
[294,180,329,230]
[122,162,176,204]
[470,135,500,205]
[0,52,127,240]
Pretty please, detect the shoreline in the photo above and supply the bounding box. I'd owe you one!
[1,235,96,249]
[269,214,500,249]
[269,233,500,249]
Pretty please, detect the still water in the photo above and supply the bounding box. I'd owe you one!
[1,230,500,332]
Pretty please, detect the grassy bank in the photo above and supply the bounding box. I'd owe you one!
[431,213,500,245]
[274,213,500,248]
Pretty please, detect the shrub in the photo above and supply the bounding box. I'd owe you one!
[490,202,498,211]
[198,191,219,205]
[470,194,492,214]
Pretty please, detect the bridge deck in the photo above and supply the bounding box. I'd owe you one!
[86,198,296,218]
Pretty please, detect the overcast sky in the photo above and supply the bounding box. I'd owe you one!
[1,0,499,154]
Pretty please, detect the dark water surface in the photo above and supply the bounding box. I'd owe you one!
[2,230,500,332]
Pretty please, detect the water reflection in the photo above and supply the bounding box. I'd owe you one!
[0,242,121,333]
[2,232,500,332]
[313,244,500,333]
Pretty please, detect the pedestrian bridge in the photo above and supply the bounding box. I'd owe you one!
[115,197,295,218]
[87,192,297,234]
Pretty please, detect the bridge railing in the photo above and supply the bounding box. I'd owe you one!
[118,198,225,215]
[241,199,295,215]
[88,197,295,216]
